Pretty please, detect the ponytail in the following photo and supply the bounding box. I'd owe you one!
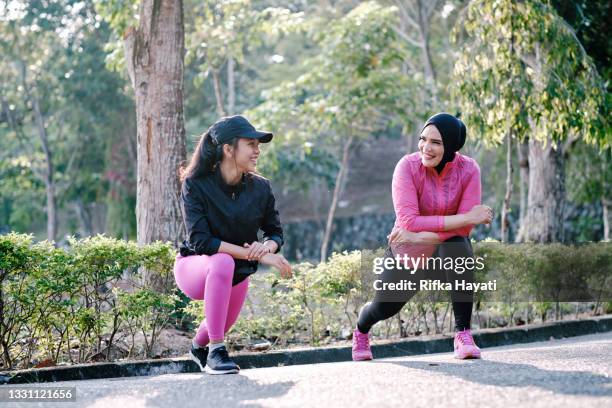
[179,131,218,183]
[179,123,242,183]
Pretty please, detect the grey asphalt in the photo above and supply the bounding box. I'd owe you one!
[2,332,611,408]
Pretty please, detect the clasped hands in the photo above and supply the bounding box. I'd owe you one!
[243,241,292,278]
[387,205,494,244]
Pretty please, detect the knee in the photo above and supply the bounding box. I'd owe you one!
[173,256,206,300]
[208,253,235,280]
[438,236,473,257]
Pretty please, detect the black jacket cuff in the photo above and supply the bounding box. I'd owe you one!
[263,235,283,253]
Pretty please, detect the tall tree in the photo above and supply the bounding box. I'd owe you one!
[249,2,416,261]
[0,0,104,241]
[1,19,59,241]
[123,0,186,288]
[185,0,301,117]
[552,0,611,241]
[452,0,608,243]
[391,0,440,108]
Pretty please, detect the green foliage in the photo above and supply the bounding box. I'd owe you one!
[228,241,611,346]
[248,1,416,189]
[452,0,609,149]
[93,0,139,37]
[229,251,363,347]
[92,0,139,72]
[186,0,304,83]
[1,1,136,239]
[1,233,609,368]
[115,288,178,358]
[1,1,610,367]
[567,144,611,204]
[0,233,177,369]
[0,157,44,233]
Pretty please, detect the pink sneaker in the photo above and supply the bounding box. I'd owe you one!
[454,329,481,359]
[352,328,373,361]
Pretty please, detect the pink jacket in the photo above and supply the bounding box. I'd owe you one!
[392,151,481,246]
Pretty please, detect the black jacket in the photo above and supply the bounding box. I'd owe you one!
[179,166,284,285]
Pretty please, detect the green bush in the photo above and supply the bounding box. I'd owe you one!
[1,232,609,369]
[227,241,611,346]
[226,252,363,348]
[0,233,177,370]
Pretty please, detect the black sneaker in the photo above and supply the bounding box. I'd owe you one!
[205,346,239,375]
[189,344,209,372]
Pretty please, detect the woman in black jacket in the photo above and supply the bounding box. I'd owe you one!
[175,115,292,375]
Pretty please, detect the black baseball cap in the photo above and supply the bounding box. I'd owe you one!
[209,115,273,145]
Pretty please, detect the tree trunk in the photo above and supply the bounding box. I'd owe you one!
[502,15,515,243]
[211,68,227,117]
[44,181,56,241]
[501,131,513,242]
[15,62,58,242]
[416,0,437,106]
[320,136,354,263]
[515,138,529,242]
[523,137,566,242]
[73,199,94,237]
[602,197,610,241]
[393,1,438,108]
[124,0,187,290]
[227,55,235,115]
[32,97,57,242]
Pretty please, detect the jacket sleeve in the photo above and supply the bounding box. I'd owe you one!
[182,178,221,255]
[260,180,284,253]
[392,157,445,232]
[437,161,481,241]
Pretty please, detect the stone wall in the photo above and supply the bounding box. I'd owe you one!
[280,201,604,262]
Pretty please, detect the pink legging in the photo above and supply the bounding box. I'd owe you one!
[173,253,248,345]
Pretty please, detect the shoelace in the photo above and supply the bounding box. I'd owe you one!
[456,330,475,346]
[355,333,369,349]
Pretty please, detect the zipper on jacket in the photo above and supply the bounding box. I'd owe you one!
[431,165,450,216]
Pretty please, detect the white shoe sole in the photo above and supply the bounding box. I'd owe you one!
[205,365,239,375]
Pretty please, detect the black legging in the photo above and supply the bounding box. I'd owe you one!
[358,235,474,333]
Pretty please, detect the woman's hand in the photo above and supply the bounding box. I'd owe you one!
[388,229,442,245]
[467,205,494,225]
[243,241,270,261]
[387,227,417,244]
[259,253,292,278]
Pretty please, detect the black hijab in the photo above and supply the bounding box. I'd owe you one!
[421,113,466,174]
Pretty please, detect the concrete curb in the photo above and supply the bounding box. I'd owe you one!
[1,315,610,384]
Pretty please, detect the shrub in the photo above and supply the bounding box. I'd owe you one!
[1,233,609,369]
[0,233,178,369]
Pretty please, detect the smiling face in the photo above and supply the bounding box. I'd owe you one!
[418,125,444,168]
[223,137,261,173]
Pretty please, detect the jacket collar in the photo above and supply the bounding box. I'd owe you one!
[214,165,246,195]
[423,152,460,177]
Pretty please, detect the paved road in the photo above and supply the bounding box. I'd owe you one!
[3,332,611,408]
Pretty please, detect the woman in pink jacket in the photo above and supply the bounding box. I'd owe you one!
[352,113,493,361]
